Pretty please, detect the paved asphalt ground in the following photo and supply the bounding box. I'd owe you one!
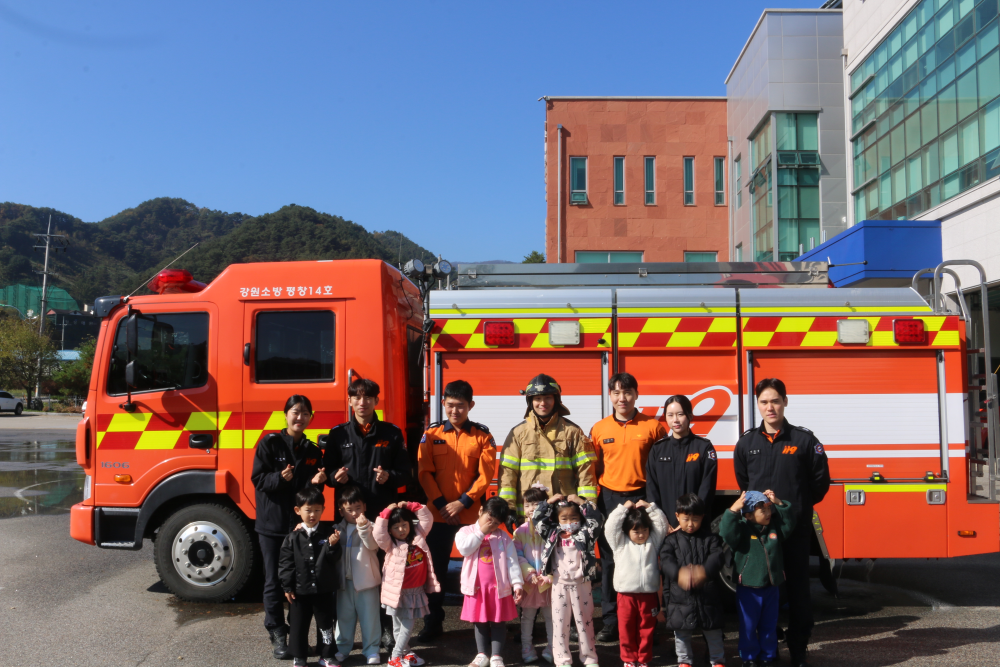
[2,415,1000,666]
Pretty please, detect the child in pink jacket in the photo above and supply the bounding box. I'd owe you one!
[373,502,441,667]
[455,497,524,667]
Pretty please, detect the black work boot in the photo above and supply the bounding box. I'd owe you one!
[595,623,618,642]
[268,627,291,660]
[415,618,443,642]
[789,645,809,667]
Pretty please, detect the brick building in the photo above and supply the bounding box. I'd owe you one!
[542,96,730,264]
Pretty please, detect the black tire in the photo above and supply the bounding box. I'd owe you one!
[14,404,22,416]
[154,503,255,603]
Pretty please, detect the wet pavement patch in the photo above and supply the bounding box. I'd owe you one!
[0,436,84,519]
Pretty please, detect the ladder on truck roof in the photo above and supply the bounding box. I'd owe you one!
[453,261,830,289]
[915,260,998,502]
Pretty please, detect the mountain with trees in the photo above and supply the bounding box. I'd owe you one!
[0,198,440,308]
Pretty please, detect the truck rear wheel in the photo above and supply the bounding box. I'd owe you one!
[154,503,254,603]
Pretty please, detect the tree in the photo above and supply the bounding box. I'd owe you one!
[51,337,96,397]
[0,317,58,407]
[522,251,546,264]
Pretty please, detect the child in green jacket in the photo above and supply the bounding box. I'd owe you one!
[719,490,796,667]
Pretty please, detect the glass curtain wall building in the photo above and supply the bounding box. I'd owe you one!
[851,0,1000,221]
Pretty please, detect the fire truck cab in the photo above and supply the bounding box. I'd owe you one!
[70,257,1000,602]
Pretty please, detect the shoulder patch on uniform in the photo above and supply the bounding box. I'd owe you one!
[471,421,490,434]
[815,443,825,455]
[707,449,717,460]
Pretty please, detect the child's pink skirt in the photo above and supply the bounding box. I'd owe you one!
[460,542,518,623]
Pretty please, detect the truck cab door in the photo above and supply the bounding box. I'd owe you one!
[93,304,219,506]
[242,301,347,519]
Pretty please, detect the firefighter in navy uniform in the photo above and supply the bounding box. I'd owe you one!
[734,378,831,667]
[324,377,411,652]
[645,394,718,528]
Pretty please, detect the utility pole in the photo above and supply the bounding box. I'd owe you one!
[32,215,68,401]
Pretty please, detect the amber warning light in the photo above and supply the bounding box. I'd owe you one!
[148,269,207,295]
[893,318,926,344]
[484,321,515,346]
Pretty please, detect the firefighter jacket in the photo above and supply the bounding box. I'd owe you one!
[659,524,725,630]
[278,524,343,596]
[719,500,797,588]
[531,499,603,582]
[733,419,831,538]
[324,415,410,519]
[645,432,719,527]
[251,430,325,537]
[589,411,667,493]
[498,412,597,513]
[417,419,497,524]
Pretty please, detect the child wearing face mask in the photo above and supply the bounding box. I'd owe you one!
[533,494,603,667]
[605,499,668,667]
[373,501,441,667]
[514,485,554,664]
[660,493,728,667]
[455,497,525,667]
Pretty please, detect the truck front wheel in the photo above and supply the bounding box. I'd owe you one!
[153,503,254,602]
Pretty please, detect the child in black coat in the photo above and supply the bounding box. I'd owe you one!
[279,486,342,667]
[658,493,725,667]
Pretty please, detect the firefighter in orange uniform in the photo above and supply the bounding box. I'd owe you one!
[588,372,667,642]
[415,380,497,641]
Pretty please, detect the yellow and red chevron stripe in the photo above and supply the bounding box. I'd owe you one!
[97,410,349,450]
[617,317,737,348]
[740,315,960,347]
[431,319,611,350]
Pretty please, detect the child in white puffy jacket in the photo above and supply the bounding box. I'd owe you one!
[605,500,668,667]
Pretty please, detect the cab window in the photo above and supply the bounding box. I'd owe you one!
[107,312,209,395]
[255,310,335,383]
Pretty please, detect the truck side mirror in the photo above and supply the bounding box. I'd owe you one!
[125,360,137,389]
[125,313,139,357]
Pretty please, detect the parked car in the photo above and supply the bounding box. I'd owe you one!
[0,391,24,415]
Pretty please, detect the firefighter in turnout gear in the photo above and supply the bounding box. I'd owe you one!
[733,378,831,667]
[498,374,597,515]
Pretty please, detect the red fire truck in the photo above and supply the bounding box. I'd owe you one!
[70,258,999,602]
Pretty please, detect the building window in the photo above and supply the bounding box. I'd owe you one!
[684,252,718,262]
[735,157,743,209]
[614,157,625,205]
[570,157,588,204]
[850,0,1000,221]
[576,251,644,263]
[774,113,821,261]
[683,157,695,205]
[645,156,655,205]
[714,157,726,205]
[749,124,773,261]
[735,244,743,262]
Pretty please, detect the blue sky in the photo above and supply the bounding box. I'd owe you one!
[1,1,823,263]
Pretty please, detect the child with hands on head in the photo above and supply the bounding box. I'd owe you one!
[278,486,343,667]
[333,484,383,665]
[719,490,796,667]
[513,484,554,664]
[604,499,668,667]
[456,497,525,667]
[532,493,603,667]
[373,501,441,667]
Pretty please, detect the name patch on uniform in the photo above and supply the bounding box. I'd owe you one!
[602,438,615,444]
[782,446,798,455]
[686,453,700,463]
[749,449,760,455]
[707,450,717,460]
[659,456,672,462]
[433,440,447,444]
[815,444,825,455]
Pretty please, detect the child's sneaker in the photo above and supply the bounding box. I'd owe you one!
[489,657,505,667]
[367,656,381,665]
[623,662,636,667]
[468,654,489,667]
[403,653,425,667]
[540,649,553,663]
[388,658,405,667]
[320,659,340,667]
[522,650,539,664]
[335,653,347,663]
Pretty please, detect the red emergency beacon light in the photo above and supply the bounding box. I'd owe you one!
[148,269,207,295]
